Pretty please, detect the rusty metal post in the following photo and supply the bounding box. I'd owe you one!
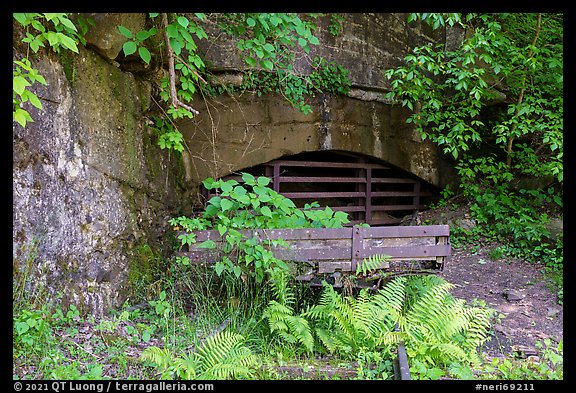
[394,324,411,380]
[273,162,280,192]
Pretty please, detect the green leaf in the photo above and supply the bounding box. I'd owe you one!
[170,38,182,56]
[57,33,78,53]
[149,13,159,18]
[197,240,216,249]
[138,47,152,64]
[260,206,273,218]
[122,41,137,56]
[232,265,242,278]
[13,76,30,95]
[13,13,27,25]
[166,24,179,39]
[214,261,225,276]
[13,108,33,127]
[28,93,43,109]
[308,35,320,45]
[15,321,29,335]
[242,172,256,185]
[177,16,189,28]
[117,25,134,39]
[46,31,59,47]
[247,17,256,27]
[261,59,274,70]
[33,73,47,86]
[202,178,216,189]
[220,199,234,212]
[59,17,78,32]
[263,43,275,53]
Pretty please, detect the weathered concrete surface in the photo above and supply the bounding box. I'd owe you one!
[178,92,453,188]
[180,13,454,188]
[196,13,440,92]
[13,45,192,316]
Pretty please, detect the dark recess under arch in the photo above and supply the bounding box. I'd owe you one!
[202,150,440,226]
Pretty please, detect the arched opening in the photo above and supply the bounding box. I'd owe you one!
[201,150,440,226]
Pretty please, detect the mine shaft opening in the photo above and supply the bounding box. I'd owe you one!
[203,150,441,226]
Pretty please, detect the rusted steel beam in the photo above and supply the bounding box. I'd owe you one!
[396,341,411,380]
[281,191,365,199]
[266,160,389,169]
[279,176,366,183]
[371,204,426,211]
[371,178,419,184]
[371,191,424,197]
[365,167,372,223]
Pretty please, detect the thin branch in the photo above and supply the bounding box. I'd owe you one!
[174,53,208,85]
[161,13,200,116]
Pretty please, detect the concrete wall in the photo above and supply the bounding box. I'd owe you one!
[179,13,454,188]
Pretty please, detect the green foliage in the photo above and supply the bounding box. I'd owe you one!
[385,13,563,273]
[304,282,402,358]
[141,330,260,379]
[399,275,493,371]
[303,275,493,376]
[14,306,53,354]
[355,348,394,380]
[170,173,349,284]
[115,13,350,152]
[204,56,350,115]
[218,13,320,71]
[13,13,85,127]
[117,25,157,65]
[478,339,563,380]
[328,14,345,37]
[14,13,81,54]
[262,269,315,354]
[356,254,391,277]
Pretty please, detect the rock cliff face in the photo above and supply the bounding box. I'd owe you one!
[13,42,192,315]
[13,13,454,315]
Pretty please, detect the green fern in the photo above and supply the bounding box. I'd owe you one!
[356,254,391,277]
[141,330,259,380]
[303,281,401,358]
[262,269,315,353]
[398,275,493,367]
[303,275,493,368]
[197,330,260,379]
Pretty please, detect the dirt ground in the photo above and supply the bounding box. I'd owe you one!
[438,242,563,359]
[419,206,564,360]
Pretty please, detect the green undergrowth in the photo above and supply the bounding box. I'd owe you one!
[14,173,563,380]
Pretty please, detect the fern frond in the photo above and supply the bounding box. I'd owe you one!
[196,330,259,379]
[400,275,494,367]
[140,346,174,372]
[172,353,199,380]
[371,275,407,318]
[263,300,314,353]
[356,254,390,276]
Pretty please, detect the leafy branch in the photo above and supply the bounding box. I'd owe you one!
[161,12,200,116]
[13,13,84,127]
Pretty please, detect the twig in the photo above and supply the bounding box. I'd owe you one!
[174,53,208,85]
[161,13,200,116]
